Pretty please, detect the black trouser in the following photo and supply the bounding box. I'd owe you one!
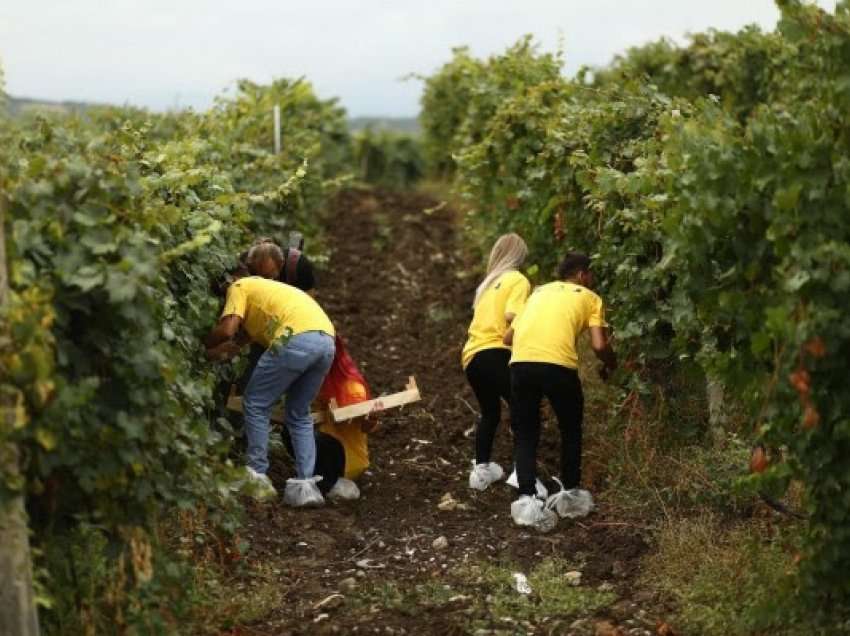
[281,428,345,495]
[465,348,512,464]
[510,362,584,496]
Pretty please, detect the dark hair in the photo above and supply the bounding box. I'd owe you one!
[238,237,316,292]
[212,260,250,297]
[281,248,316,292]
[246,242,284,269]
[557,252,591,280]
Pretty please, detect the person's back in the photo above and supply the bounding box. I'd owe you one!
[506,253,616,533]
[511,281,605,370]
[461,269,530,369]
[209,267,337,507]
[223,276,334,348]
[460,233,530,494]
[318,378,370,480]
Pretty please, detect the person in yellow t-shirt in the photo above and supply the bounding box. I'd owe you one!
[205,242,336,508]
[230,241,375,503]
[461,233,531,492]
[504,252,617,531]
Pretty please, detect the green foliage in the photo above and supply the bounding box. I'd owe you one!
[662,2,850,617]
[38,523,203,635]
[0,58,6,114]
[421,0,850,621]
[353,128,424,189]
[593,26,793,122]
[419,37,562,177]
[0,77,350,630]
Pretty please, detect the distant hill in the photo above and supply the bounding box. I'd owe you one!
[6,95,98,116]
[6,97,422,137]
[348,116,420,135]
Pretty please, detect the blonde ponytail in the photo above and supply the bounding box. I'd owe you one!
[473,233,528,307]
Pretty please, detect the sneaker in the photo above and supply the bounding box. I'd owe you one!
[243,466,278,502]
[468,461,505,491]
[546,480,594,519]
[511,495,558,533]
[327,477,360,501]
[283,476,325,507]
[506,468,548,498]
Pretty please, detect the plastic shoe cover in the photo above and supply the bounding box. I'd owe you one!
[546,479,594,519]
[283,476,325,507]
[506,468,548,498]
[469,461,505,491]
[243,466,278,502]
[327,477,360,501]
[511,495,557,533]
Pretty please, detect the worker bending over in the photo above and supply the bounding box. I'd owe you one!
[505,253,617,531]
[205,242,335,507]
[242,239,377,502]
[461,233,530,491]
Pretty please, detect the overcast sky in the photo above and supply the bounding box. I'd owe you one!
[0,1,838,117]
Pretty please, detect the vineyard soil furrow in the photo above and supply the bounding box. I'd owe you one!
[229,188,660,635]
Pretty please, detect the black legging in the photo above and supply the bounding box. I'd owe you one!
[465,348,512,464]
[281,428,345,495]
[510,362,584,496]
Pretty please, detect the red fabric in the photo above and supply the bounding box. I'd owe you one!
[319,335,371,407]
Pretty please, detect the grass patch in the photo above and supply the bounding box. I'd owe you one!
[638,513,844,635]
[189,560,283,634]
[350,580,457,616]
[370,210,393,251]
[350,558,614,631]
[460,558,615,630]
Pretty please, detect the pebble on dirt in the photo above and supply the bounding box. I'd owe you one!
[432,535,449,550]
[565,570,582,586]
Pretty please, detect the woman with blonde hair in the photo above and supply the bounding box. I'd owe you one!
[461,233,531,491]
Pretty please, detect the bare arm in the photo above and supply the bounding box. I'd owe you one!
[590,326,617,379]
[503,327,515,347]
[204,314,243,350]
[206,340,243,362]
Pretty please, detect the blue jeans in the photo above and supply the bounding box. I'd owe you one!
[243,331,335,478]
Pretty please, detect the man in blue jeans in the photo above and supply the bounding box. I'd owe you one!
[205,243,335,507]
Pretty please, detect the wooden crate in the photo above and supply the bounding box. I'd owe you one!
[226,376,421,424]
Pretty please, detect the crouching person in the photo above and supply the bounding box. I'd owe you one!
[505,253,617,531]
[205,258,336,507]
[294,335,377,501]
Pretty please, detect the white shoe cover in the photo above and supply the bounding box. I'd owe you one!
[327,477,360,501]
[283,476,325,507]
[546,481,594,519]
[506,468,548,498]
[511,495,557,533]
[243,466,278,502]
[469,461,505,491]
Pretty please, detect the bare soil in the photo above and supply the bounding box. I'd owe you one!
[224,189,669,636]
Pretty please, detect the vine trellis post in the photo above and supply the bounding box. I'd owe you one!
[0,194,40,636]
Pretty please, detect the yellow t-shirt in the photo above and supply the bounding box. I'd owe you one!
[319,380,369,480]
[510,281,607,369]
[461,270,531,369]
[222,277,335,348]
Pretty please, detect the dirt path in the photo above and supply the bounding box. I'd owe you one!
[233,189,658,636]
